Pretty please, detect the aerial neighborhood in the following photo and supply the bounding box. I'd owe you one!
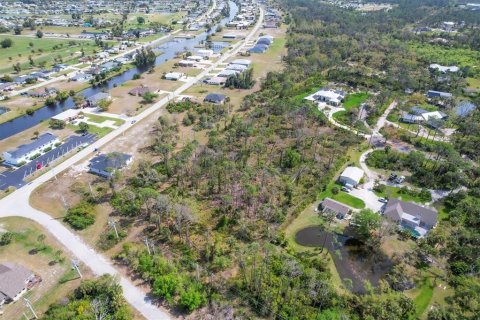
[0,0,479,319]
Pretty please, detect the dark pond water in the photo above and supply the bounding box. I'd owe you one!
[295,226,393,293]
[0,1,238,141]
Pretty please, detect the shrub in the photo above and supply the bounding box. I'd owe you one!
[64,201,95,230]
[0,232,14,246]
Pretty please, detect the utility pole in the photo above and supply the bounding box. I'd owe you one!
[109,220,119,239]
[24,298,38,319]
[144,238,151,255]
[71,259,82,278]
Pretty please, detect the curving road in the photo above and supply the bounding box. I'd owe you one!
[0,4,263,320]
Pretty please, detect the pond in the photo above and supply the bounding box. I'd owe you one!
[295,226,393,293]
[0,1,239,141]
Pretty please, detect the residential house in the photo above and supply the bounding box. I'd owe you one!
[217,69,239,78]
[312,88,346,106]
[128,86,151,96]
[89,152,132,178]
[248,44,268,53]
[400,112,423,124]
[178,60,195,67]
[70,72,93,82]
[204,93,227,104]
[427,90,452,99]
[186,55,204,62]
[3,132,59,166]
[226,64,248,72]
[86,92,111,107]
[383,199,438,237]
[338,166,364,189]
[0,263,35,305]
[429,64,459,73]
[205,77,226,86]
[197,49,214,58]
[319,198,351,219]
[230,59,252,67]
[164,72,185,81]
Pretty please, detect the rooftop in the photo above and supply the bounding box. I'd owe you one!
[5,133,58,159]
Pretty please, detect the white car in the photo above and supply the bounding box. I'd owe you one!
[378,198,388,203]
[341,186,351,193]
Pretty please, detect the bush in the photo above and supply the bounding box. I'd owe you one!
[64,201,95,230]
[179,283,207,312]
[0,38,13,48]
[49,119,66,129]
[0,232,14,246]
[331,186,339,195]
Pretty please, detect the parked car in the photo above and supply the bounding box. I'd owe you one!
[389,173,397,181]
[341,186,351,193]
[378,198,388,203]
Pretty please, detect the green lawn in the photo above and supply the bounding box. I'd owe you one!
[0,36,100,74]
[343,92,369,110]
[413,277,434,318]
[373,185,431,204]
[466,77,480,90]
[319,182,365,209]
[67,124,113,137]
[84,113,125,126]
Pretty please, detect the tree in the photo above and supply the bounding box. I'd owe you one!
[142,92,158,103]
[13,62,21,73]
[79,122,89,133]
[73,94,85,107]
[33,131,40,139]
[0,232,14,246]
[351,209,381,241]
[137,16,145,24]
[179,283,207,312]
[49,119,66,129]
[13,26,23,35]
[97,99,112,111]
[0,38,13,48]
[134,47,156,68]
[36,29,43,38]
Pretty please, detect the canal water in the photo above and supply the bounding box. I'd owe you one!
[0,1,238,140]
[295,226,393,293]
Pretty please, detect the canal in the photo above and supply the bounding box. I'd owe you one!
[0,1,238,140]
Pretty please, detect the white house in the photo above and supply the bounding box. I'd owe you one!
[421,111,447,121]
[186,55,204,62]
[178,60,195,67]
[338,166,364,188]
[164,72,185,81]
[429,64,459,73]
[3,133,60,166]
[197,49,214,58]
[312,89,346,106]
[230,59,252,67]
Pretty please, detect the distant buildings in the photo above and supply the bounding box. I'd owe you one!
[86,92,111,107]
[427,90,452,99]
[0,263,35,305]
[3,133,60,166]
[164,72,185,81]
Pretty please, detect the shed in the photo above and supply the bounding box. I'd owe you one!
[338,166,364,188]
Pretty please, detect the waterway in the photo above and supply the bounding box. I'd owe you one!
[0,1,238,141]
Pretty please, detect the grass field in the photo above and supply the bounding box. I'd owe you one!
[67,123,113,137]
[374,185,430,204]
[466,77,480,90]
[343,92,369,110]
[413,277,434,318]
[84,113,125,126]
[319,182,366,209]
[0,36,100,74]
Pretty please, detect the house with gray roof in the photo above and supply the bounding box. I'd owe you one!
[0,263,34,305]
[89,152,132,178]
[319,197,351,219]
[3,133,60,166]
[383,199,438,237]
[86,92,111,107]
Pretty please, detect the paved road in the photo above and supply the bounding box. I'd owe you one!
[0,4,262,320]
[0,133,96,190]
